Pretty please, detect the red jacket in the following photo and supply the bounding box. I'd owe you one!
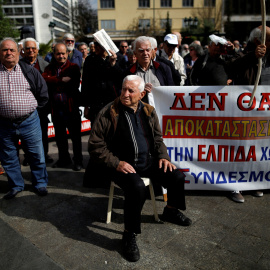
[42,59,81,114]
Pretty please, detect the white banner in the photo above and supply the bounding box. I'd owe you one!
[154,86,270,191]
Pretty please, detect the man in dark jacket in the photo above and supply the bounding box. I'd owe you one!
[0,38,49,199]
[190,37,235,86]
[88,75,191,262]
[43,43,83,171]
[81,41,122,124]
[21,37,53,164]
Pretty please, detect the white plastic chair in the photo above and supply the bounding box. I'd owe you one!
[106,177,160,224]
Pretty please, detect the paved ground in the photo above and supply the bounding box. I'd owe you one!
[0,135,269,270]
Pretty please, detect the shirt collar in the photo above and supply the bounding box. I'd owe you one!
[137,60,153,72]
[0,62,19,72]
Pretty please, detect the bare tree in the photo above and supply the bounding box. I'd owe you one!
[71,0,97,41]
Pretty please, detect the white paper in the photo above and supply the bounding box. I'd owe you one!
[209,34,228,45]
[93,29,119,56]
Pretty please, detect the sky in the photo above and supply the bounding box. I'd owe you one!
[88,0,97,10]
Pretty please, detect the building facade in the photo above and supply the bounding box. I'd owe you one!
[97,0,222,42]
[223,0,270,42]
[2,0,78,43]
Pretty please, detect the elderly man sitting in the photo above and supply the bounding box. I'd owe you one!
[88,75,191,262]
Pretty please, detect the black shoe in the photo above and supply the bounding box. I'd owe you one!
[35,187,48,196]
[45,155,54,163]
[161,206,192,226]
[73,163,83,171]
[122,231,140,262]
[52,159,72,168]
[3,189,21,200]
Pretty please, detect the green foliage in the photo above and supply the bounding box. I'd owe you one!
[39,39,52,57]
[0,2,20,40]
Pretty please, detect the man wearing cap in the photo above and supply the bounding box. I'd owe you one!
[157,34,186,85]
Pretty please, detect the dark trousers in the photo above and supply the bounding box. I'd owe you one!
[113,162,186,234]
[52,110,82,164]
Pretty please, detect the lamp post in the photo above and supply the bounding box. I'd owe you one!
[48,21,56,42]
[184,17,198,34]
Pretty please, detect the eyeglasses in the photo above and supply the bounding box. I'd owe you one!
[65,40,75,43]
[25,47,37,51]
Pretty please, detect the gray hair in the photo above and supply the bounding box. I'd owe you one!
[0,37,19,50]
[133,36,151,51]
[249,27,262,43]
[123,75,145,93]
[148,37,157,49]
[63,33,75,41]
[89,41,94,46]
[189,42,204,56]
[23,37,39,50]
[77,42,88,49]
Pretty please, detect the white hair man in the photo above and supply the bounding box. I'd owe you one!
[88,74,191,262]
[124,36,174,106]
[20,37,53,164]
[157,34,187,85]
[62,33,83,69]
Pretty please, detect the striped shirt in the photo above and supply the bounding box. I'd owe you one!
[0,63,37,119]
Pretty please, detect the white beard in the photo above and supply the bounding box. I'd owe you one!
[67,44,74,51]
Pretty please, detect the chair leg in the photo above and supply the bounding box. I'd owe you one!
[148,181,160,222]
[106,182,115,224]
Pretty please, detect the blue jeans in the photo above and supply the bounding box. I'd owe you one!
[0,110,48,191]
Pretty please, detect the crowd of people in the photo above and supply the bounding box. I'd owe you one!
[0,25,268,262]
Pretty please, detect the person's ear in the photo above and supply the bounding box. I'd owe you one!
[140,91,146,100]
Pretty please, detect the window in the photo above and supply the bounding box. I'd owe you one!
[100,0,115,8]
[204,0,215,7]
[13,0,23,4]
[15,18,24,25]
[160,19,172,29]
[139,0,149,7]
[139,19,150,29]
[24,7,33,14]
[161,0,171,7]
[14,8,23,14]
[101,20,115,30]
[25,18,34,24]
[182,0,193,7]
[4,8,13,15]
